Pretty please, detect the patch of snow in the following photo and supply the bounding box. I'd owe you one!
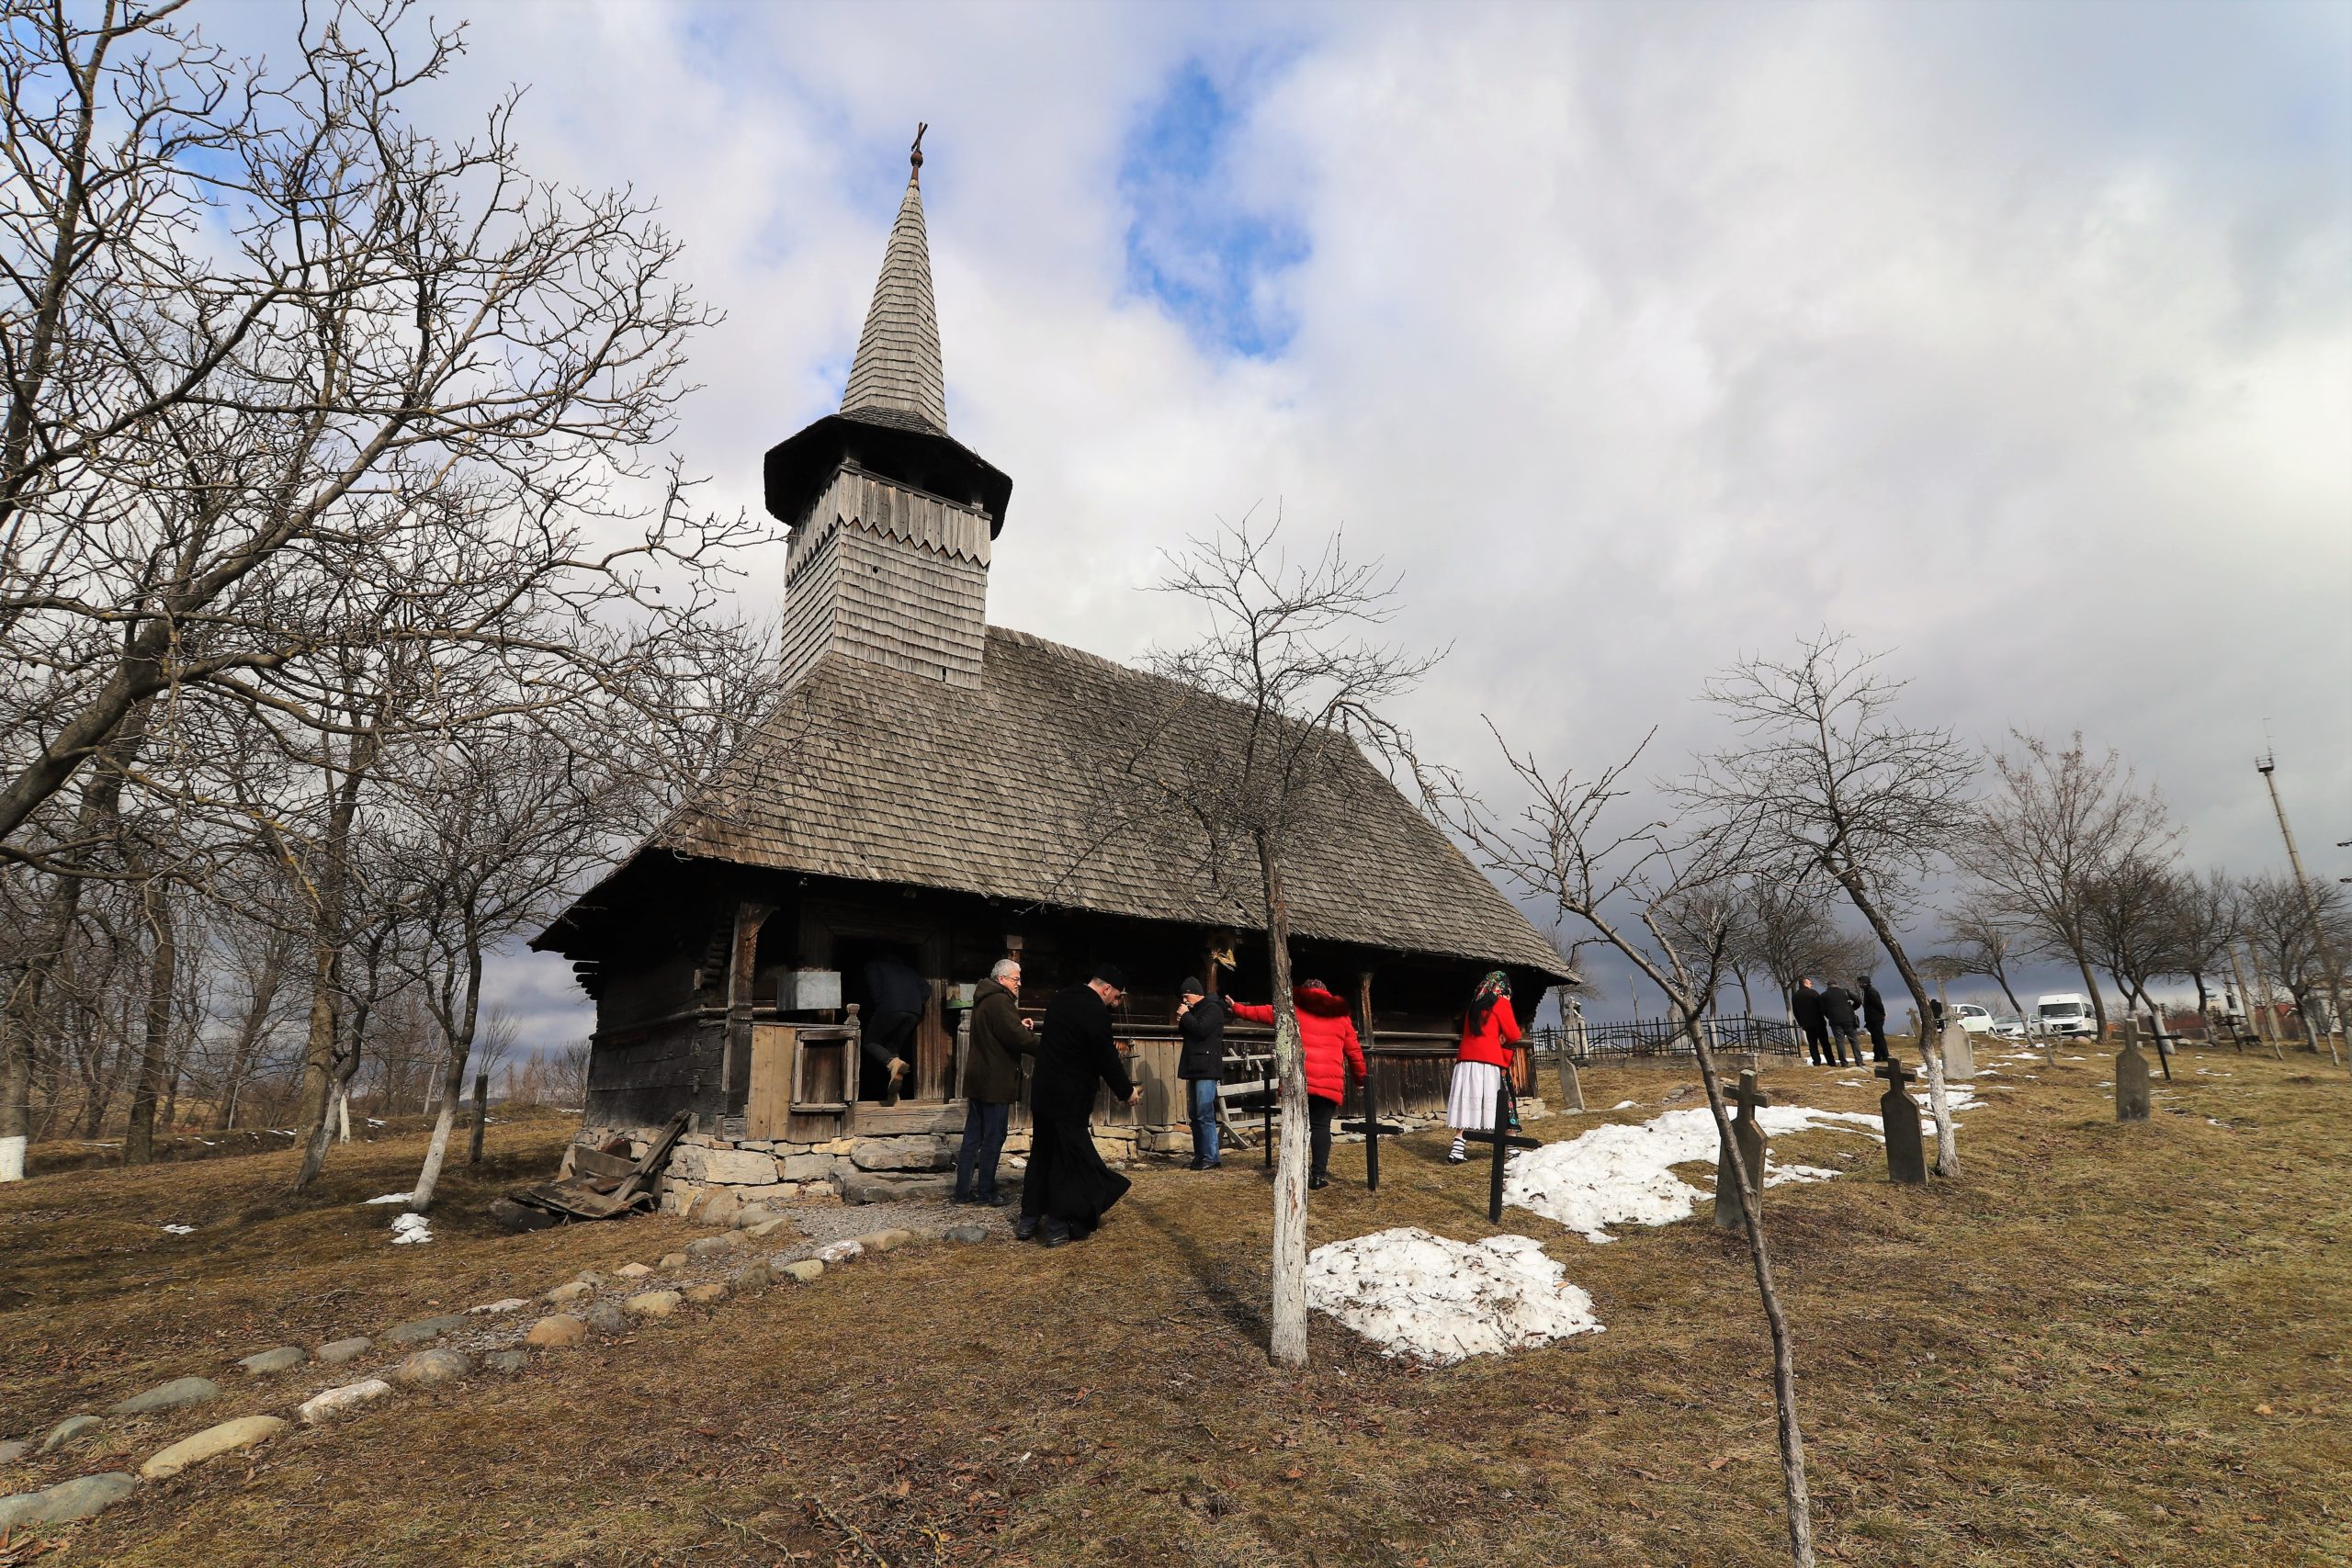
[1306,1226,1602,1364]
[1765,1164,1843,1186]
[362,1191,413,1205]
[469,1298,526,1314]
[1838,1079,1864,1088]
[816,1238,864,1264]
[389,1213,432,1245]
[1611,1100,1638,1111]
[1917,1087,1983,1115]
[162,1224,197,1235]
[1505,1103,1884,1244]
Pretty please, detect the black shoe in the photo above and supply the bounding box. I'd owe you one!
[950,1192,976,1205]
[980,1191,1013,1207]
[1039,1220,1071,1248]
[1201,1159,1221,1170]
[1308,1175,1329,1190]
[1187,1157,1206,1171]
[1013,1214,1039,1241]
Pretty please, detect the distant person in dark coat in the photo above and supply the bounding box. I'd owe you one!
[862,954,929,1105]
[1822,983,1863,1066]
[1859,976,1890,1061]
[1792,978,1831,1066]
[1018,966,1140,1247]
[955,958,1036,1206]
[1176,977,1230,1170]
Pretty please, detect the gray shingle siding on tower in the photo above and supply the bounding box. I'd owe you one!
[840,173,950,434]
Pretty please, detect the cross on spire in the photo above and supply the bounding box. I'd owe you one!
[841,125,950,434]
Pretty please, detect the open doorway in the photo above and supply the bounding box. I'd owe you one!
[837,937,931,1103]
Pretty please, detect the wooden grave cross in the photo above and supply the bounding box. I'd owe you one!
[1713,1069,1770,1230]
[1340,1068,1406,1192]
[1875,1055,1928,1185]
[1461,1076,1542,1223]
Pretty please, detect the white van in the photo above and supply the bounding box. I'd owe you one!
[2036,993,2098,1039]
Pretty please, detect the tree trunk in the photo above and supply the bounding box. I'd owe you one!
[411,931,485,1213]
[1259,832,1312,1370]
[124,884,176,1165]
[1679,1008,1815,1568]
[2072,951,2109,1043]
[1830,866,1956,1177]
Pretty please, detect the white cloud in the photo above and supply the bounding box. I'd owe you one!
[311,1,2349,1043]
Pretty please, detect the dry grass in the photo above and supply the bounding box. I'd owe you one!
[3,1047,2346,1566]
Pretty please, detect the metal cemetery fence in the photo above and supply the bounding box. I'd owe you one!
[1530,1017,1805,1065]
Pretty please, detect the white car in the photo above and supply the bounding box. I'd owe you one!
[1988,1014,2030,1040]
[1953,1003,1995,1035]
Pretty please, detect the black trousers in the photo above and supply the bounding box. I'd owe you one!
[1308,1094,1338,1181]
[864,1009,919,1085]
[1866,1022,1888,1061]
[1803,1021,1831,1065]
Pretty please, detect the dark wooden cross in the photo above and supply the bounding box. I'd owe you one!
[1341,1070,1405,1192]
[1461,1076,1541,1222]
[1713,1069,1770,1230]
[1875,1054,1927,1185]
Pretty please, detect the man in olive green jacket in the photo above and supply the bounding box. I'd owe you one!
[955,959,1037,1205]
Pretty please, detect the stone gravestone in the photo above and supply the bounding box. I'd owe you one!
[2115,1021,2153,1123]
[1938,1021,1976,1082]
[1713,1070,1770,1230]
[1556,1052,1586,1112]
[1876,1055,1927,1185]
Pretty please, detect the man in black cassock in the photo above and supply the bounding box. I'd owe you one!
[1016,964,1140,1248]
[1792,978,1831,1066]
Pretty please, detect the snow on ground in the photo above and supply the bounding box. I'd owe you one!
[389,1213,432,1245]
[1306,1226,1602,1364]
[1611,1100,1638,1110]
[162,1224,196,1235]
[1504,1103,1884,1243]
[362,1191,413,1205]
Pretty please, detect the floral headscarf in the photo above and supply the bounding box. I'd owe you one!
[1469,969,1511,1024]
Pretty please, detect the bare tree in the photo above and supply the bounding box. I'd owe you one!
[1685,635,1979,1177]
[1736,874,1881,1026]
[2167,870,2242,1022]
[2079,853,2189,1066]
[1426,730,1816,1568]
[2241,874,2352,1062]
[1094,519,1433,1369]
[1941,896,2046,1064]
[1969,733,2177,1048]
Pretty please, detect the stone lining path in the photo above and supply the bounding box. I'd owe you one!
[0,1195,1005,1539]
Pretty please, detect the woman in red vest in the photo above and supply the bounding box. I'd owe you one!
[1447,971,1521,1163]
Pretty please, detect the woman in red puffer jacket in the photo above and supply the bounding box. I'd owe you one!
[1228,978,1367,1190]
[1447,971,1521,1163]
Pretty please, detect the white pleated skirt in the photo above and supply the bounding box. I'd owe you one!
[1446,1060,1504,1131]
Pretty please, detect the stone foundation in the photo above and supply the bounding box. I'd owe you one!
[571,1099,1548,1213]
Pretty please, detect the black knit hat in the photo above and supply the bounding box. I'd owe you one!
[1092,964,1129,992]
[1179,976,1204,997]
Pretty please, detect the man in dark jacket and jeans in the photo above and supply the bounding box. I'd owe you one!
[1176,977,1228,1169]
[956,958,1036,1205]
[1822,981,1863,1066]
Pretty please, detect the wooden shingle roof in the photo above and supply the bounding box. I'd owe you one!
[611,626,1566,978]
[839,168,949,434]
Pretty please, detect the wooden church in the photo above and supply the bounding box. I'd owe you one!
[533,138,1568,1209]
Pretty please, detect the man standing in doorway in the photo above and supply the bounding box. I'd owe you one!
[1792,978,1831,1066]
[1019,965,1141,1247]
[956,958,1035,1206]
[862,953,928,1106]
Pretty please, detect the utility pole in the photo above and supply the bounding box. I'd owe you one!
[2258,753,2347,1069]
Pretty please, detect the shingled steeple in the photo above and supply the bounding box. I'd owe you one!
[763,130,1013,694]
[840,130,949,434]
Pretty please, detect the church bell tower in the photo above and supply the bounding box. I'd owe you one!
[764,127,1012,693]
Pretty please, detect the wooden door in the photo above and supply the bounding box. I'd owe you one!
[747,1023,796,1139]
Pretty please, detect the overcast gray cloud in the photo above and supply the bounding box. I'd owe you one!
[272,0,2346,1039]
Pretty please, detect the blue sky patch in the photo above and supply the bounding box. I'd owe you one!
[1119,59,1306,360]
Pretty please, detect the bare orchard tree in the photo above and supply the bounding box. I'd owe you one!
[1941,896,2047,1065]
[1686,634,1979,1178]
[1969,733,2177,1046]
[2240,874,2352,1064]
[0,1,757,852]
[1736,874,1881,1027]
[1095,519,1433,1369]
[2167,870,2244,1024]
[1425,729,1816,1568]
[2079,853,2190,1065]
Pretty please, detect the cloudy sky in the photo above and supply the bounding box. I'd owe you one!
[215,1,2347,1034]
